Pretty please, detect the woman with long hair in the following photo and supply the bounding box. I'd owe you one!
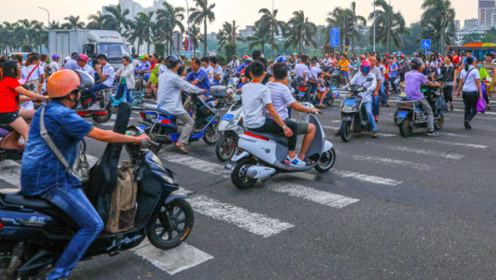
[457,56,483,129]
[441,54,456,112]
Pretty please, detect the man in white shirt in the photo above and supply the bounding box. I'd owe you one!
[132,54,141,69]
[88,54,115,110]
[225,55,240,70]
[209,56,224,86]
[294,55,311,83]
[75,54,95,78]
[266,62,320,165]
[157,55,207,154]
[309,58,332,107]
[50,55,60,73]
[201,57,214,84]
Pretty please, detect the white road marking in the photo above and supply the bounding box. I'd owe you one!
[187,194,294,237]
[332,169,403,186]
[165,154,360,208]
[132,240,213,275]
[442,132,468,138]
[265,182,359,208]
[453,109,496,115]
[323,126,396,138]
[352,155,429,170]
[414,138,488,149]
[385,146,464,160]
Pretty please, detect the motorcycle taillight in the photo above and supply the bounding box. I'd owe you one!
[0,221,3,230]
[300,87,307,91]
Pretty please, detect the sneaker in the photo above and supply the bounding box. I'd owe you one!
[284,156,306,167]
[465,120,472,129]
[372,131,378,138]
[334,129,341,136]
[88,103,101,111]
[450,104,454,112]
[427,130,440,137]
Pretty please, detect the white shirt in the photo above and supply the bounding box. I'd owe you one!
[242,82,273,129]
[80,64,95,78]
[212,64,223,82]
[203,66,214,84]
[322,58,332,67]
[49,61,60,72]
[266,81,296,120]
[347,72,377,102]
[21,64,44,82]
[100,63,115,87]
[309,66,321,80]
[294,63,310,82]
[157,69,203,116]
[132,59,141,69]
[460,65,481,92]
[159,64,166,75]
[228,60,240,69]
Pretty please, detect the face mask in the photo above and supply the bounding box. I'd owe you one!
[478,64,483,68]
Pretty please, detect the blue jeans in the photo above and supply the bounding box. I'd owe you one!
[115,84,132,103]
[39,186,104,280]
[89,83,109,103]
[213,80,220,86]
[363,100,377,131]
[380,82,388,104]
[373,96,380,117]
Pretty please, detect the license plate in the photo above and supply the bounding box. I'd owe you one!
[299,92,306,97]
[222,114,234,121]
[344,99,356,106]
[398,111,408,118]
[225,163,233,171]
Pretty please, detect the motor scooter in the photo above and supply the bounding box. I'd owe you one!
[0,107,194,280]
[0,125,23,161]
[216,94,244,162]
[138,92,221,154]
[338,78,375,142]
[77,87,115,123]
[226,113,336,189]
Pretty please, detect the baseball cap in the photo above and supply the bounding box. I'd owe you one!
[64,56,71,63]
[140,54,149,60]
[52,54,60,60]
[74,54,89,62]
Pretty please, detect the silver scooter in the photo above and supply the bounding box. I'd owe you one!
[216,94,245,161]
[226,112,336,189]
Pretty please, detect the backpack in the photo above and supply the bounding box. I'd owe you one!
[398,60,406,74]
[105,161,138,233]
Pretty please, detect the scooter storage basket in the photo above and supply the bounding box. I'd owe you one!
[105,161,138,233]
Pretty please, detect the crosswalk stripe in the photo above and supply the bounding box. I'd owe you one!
[414,138,488,149]
[131,240,213,275]
[332,169,402,186]
[384,146,465,160]
[165,154,230,178]
[323,126,396,138]
[187,194,294,237]
[351,155,429,170]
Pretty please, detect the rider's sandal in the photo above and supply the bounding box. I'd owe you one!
[174,143,189,154]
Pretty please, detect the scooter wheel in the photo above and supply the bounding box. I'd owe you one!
[326,98,334,107]
[315,147,336,173]
[435,114,444,130]
[216,133,237,162]
[399,118,413,137]
[147,199,194,250]
[91,106,112,123]
[203,120,221,145]
[340,121,352,142]
[231,157,258,189]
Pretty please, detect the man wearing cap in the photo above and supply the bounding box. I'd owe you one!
[76,55,95,79]
[50,55,60,73]
[88,54,115,110]
[64,52,79,70]
[135,55,151,73]
[225,55,239,70]
[235,55,250,72]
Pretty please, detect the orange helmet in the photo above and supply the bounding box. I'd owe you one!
[46,70,94,98]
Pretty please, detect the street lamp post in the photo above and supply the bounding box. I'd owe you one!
[373,0,376,52]
[185,0,191,59]
[39,7,50,55]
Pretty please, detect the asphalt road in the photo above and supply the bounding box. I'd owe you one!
[2,94,496,280]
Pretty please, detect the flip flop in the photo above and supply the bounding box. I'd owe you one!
[317,104,327,108]
[174,143,189,154]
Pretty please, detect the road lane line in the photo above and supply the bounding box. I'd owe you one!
[351,155,429,170]
[132,240,213,275]
[187,194,294,237]
[165,154,361,207]
[414,138,488,149]
[265,182,359,208]
[385,146,465,160]
[453,109,496,115]
[442,132,468,138]
[332,169,402,186]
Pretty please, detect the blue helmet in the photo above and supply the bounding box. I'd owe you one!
[276,56,287,63]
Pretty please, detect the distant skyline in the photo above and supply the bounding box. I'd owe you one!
[5,0,477,31]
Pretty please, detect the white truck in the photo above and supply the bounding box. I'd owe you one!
[48,29,130,70]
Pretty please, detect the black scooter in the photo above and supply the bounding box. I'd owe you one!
[0,106,194,279]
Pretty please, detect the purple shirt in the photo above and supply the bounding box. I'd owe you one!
[405,71,428,101]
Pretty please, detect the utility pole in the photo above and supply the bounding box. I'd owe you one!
[272,0,275,60]
[373,0,376,52]
[185,0,190,59]
[39,7,50,55]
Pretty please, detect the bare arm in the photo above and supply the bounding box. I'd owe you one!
[426,81,441,88]
[15,86,47,100]
[87,127,149,144]
[266,104,293,137]
[292,102,319,114]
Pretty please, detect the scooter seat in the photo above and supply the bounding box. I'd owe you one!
[246,130,288,146]
[0,189,54,209]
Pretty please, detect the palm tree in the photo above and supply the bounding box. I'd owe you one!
[103,4,133,34]
[2,22,17,52]
[49,21,62,30]
[368,0,407,53]
[128,12,154,54]
[246,22,272,53]
[157,1,185,55]
[87,11,106,29]
[324,7,348,52]
[349,2,367,52]
[284,10,317,53]
[189,0,216,56]
[421,0,456,55]
[217,21,241,50]
[189,25,203,57]
[62,15,85,29]
[257,8,286,59]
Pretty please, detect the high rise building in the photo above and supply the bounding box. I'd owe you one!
[479,0,496,27]
[464,18,479,30]
[455,20,460,30]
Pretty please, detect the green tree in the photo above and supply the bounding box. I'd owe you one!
[368,0,407,53]
[482,28,496,43]
[157,1,185,55]
[420,0,456,55]
[103,4,133,34]
[224,42,237,60]
[284,10,317,53]
[189,25,203,57]
[87,11,106,29]
[62,15,85,29]
[246,22,272,53]
[257,8,286,59]
[324,7,348,52]
[217,21,241,50]
[462,33,482,45]
[189,0,216,56]
[128,12,154,54]
[348,2,367,53]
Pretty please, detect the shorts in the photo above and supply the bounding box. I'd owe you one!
[286,119,309,135]
[0,111,20,124]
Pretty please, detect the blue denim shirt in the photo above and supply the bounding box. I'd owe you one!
[186,69,211,96]
[21,101,94,196]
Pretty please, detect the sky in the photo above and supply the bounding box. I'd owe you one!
[4,0,477,31]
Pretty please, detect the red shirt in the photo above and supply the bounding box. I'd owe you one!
[0,77,21,113]
[452,56,460,66]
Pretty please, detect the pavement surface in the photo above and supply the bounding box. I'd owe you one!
[2,94,496,279]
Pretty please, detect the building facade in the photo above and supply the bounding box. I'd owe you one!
[479,0,496,27]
